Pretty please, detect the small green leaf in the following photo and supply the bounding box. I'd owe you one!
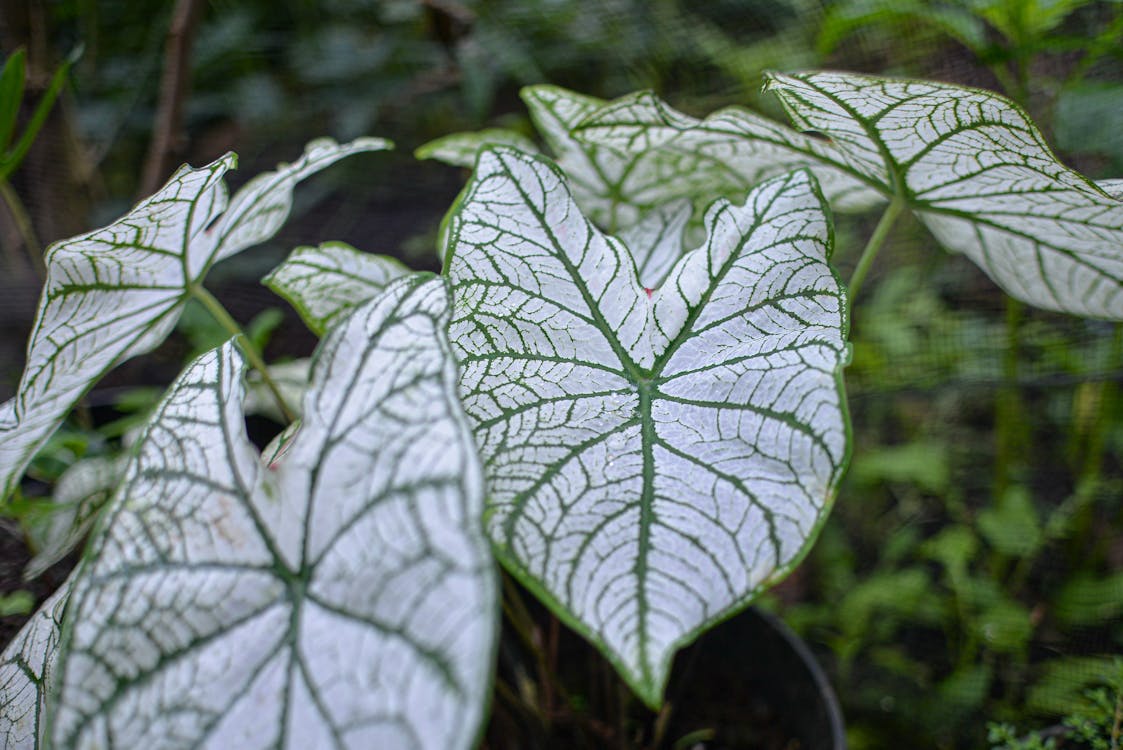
[0,49,27,151]
[1028,656,1122,715]
[0,51,73,180]
[978,486,1042,558]
[935,663,992,721]
[264,241,407,336]
[46,276,497,748]
[923,526,978,580]
[974,597,1032,654]
[0,138,388,502]
[244,359,311,423]
[850,440,950,493]
[246,308,284,352]
[837,568,943,639]
[446,148,849,706]
[0,591,34,617]
[1054,573,1123,627]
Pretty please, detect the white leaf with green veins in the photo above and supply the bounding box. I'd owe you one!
[419,87,646,229]
[414,128,540,168]
[445,147,849,706]
[210,138,388,264]
[762,71,1123,319]
[615,199,693,289]
[49,275,496,749]
[24,455,123,581]
[0,138,387,502]
[0,583,69,749]
[424,85,880,236]
[263,241,407,335]
[571,88,884,214]
[1099,179,1123,200]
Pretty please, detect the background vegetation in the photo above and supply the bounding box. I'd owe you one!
[1,1,1122,748]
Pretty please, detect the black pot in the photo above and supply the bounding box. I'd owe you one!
[486,580,845,750]
[663,606,846,750]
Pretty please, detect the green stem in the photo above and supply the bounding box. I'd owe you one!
[847,196,905,303]
[191,285,296,423]
[0,176,44,276]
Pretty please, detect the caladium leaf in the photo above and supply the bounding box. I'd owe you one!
[580,72,1123,319]
[1099,179,1123,200]
[0,137,387,502]
[763,72,1123,319]
[48,275,497,749]
[263,241,407,336]
[616,199,693,289]
[445,147,849,706]
[0,583,69,749]
[571,88,884,214]
[23,455,123,581]
[424,85,880,235]
[420,86,646,230]
[414,129,540,168]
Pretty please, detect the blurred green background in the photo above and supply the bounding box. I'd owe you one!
[1,1,1122,748]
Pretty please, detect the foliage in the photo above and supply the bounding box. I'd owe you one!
[989,657,1123,749]
[0,12,1120,747]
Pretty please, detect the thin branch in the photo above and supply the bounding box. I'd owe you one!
[139,0,204,197]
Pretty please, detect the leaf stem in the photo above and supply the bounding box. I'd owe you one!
[190,285,296,423]
[0,176,44,276]
[847,196,905,303]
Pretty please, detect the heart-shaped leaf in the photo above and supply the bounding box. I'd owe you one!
[445,147,849,706]
[0,137,387,502]
[264,241,407,336]
[47,275,496,749]
[424,86,881,237]
[578,72,1123,319]
[571,87,884,214]
[616,199,693,289]
[764,72,1123,318]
